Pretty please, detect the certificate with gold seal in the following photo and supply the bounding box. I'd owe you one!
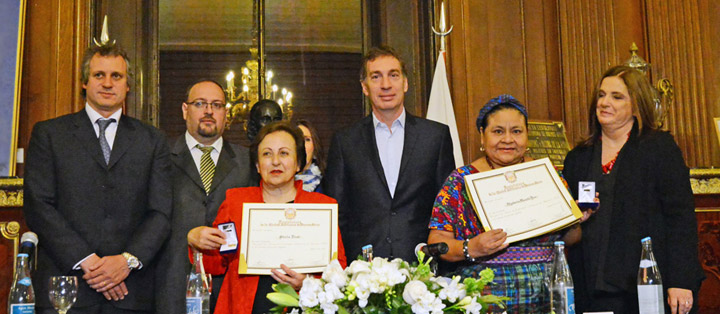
[464,158,582,243]
[238,203,339,275]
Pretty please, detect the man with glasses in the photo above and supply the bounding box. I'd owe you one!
[155,79,254,314]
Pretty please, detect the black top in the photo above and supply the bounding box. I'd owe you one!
[252,276,277,314]
[581,140,621,293]
[563,121,704,308]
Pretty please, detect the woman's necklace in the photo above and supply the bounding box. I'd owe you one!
[485,155,525,169]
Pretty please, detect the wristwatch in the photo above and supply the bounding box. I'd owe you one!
[122,252,140,270]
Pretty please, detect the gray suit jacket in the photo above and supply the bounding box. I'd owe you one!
[323,113,455,262]
[155,135,254,314]
[24,110,172,311]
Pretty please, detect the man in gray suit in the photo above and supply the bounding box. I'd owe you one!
[155,80,254,314]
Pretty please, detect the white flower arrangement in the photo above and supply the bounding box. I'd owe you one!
[267,252,508,314]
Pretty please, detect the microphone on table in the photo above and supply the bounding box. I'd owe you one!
[415,242,448,274]
[19,232,38,273]
[414,242,449,258]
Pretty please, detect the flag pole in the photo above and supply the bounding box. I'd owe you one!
[428,0,464,167]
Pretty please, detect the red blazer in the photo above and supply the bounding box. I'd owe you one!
[200,181,347,314]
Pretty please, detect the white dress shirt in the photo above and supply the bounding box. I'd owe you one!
[373,109,406,198]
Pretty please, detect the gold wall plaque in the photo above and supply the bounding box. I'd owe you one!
[527,121,572,168]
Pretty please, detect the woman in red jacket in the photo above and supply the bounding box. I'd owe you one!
[188,121,347,314]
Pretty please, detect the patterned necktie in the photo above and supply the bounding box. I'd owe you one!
[96,118,116,165]
[197,145,215,194]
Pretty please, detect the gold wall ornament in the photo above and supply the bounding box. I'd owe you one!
[92,15,116,47]
[431,0,453,53]
[624,43,650,74]
[623,42,674,129]
[1,221,20,272]
[690,168,720,194]
[0,177,23,207]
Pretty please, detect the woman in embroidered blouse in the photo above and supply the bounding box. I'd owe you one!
[187,121,347,314]
[427,94,586,313]
[563,66,703,314]
[295,119,325,192]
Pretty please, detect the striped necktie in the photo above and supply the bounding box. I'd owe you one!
[197,145,215,194]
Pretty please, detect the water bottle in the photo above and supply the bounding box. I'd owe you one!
[187,251,210,314]
[8,253,35,314]
[637,237,665,314]
[550,241,575,314]
[362,244,373,261]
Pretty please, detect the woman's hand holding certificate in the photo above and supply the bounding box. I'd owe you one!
[238,203,339,275]
[464,158,582,243]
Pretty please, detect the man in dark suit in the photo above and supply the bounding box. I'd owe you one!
[155,80,254,314]
[24,43,171,313]
[323,46,455,262]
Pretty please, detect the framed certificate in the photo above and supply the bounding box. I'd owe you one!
[238,203,339,275]
[464,158,582,243]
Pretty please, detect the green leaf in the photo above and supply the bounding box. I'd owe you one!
[272,283,299,300]
[267,292,299,307]
[268,305,286,314]
[338,305,350,314]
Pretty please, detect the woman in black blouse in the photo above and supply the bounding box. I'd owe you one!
[563,65,704,314]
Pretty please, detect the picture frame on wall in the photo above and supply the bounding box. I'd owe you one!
[0,0,27,177]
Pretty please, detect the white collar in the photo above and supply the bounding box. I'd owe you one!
[185,131,223,152]
[372,108,406,129]
[85,103,122,123]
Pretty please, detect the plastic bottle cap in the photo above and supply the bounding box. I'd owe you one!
[17,253,28,257]
[641,237,651,242]
[554,241,565,245]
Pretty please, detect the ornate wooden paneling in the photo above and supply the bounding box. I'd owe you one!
[367,0,432,118]
[95,0,159,125]
[446,0,565,162]
[696,208,720,313]
[18,0,90,169]
[645,0,720,167]
[556,0,647,146]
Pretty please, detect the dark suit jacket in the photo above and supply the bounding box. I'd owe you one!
[563,124,704,306]
[24,110,172,311]
[155,136,254,314]
[323,113,455,262]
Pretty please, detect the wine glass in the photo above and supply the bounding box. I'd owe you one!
[48,276,78,314]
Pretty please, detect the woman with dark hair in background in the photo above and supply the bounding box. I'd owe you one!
[295,119,326,192]
[563,65,704,314]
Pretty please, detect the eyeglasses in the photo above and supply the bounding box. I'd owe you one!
[186,101,226,111]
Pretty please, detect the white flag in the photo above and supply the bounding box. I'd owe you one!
[427,52,464,168]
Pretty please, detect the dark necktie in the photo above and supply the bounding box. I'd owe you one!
[197,145,215,194]
[96,118,116,164]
